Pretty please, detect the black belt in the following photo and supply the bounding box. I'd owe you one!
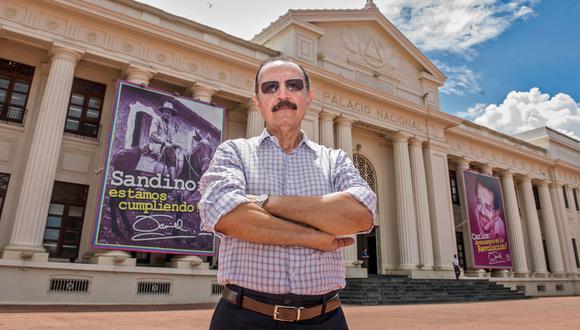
[222,286,341,322]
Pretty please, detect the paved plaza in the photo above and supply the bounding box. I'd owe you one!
[1,296,579,329]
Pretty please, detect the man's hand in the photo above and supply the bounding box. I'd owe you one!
[316,235,355,252]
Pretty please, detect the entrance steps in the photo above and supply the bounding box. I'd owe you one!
[341,275,529,305]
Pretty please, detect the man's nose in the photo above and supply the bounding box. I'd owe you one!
[275,82,291,98]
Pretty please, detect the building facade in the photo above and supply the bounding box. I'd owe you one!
[0,0,579,304]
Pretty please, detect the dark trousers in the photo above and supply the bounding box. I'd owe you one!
[209,285,349,330]
[453,265,461,280]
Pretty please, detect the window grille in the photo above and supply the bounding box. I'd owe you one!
[137,281,172,295]
[211,283,224,295]
[48,277,90,293]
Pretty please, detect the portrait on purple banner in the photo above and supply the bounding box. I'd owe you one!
[93,81,224,255]
[462,170,512,269]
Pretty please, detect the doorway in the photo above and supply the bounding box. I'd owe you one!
[357,227,378,274]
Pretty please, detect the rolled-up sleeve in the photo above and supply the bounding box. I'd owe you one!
[199,141,250,238]
[331,149,377,233]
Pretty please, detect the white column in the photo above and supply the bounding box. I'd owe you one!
[538,181,565,275]
[550,183,576,274]
[167,83,217,269]
[246,98,264,138]
[520,177,548,276]
[500,171,529,276]
[91,65,157,266]
[422,143,455,271]
[319,111,336,148]
[392,133,419,269]
[335,117,354,157]
[409,138,433,269]
[2,46,82,261]
[334,116,360,272]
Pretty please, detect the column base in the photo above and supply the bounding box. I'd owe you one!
[166,255,208,269]
[491,269,510,278]
[1,248,49,262]
[513,271,530,278]
[389,268,452,279]
[464,269,490,278]
[530,272,550,278]
[87,250,136,267]
[549,272,567,278]
[346,262,367,278]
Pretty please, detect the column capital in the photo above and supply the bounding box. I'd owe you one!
[455,157,471,170]
[124,63,156,85]
[391,132,411,143]
[538,180,550,188]
[49,44,83,64]
[500,169,514,178]
[334,115,355,127]
[190,82,218,103]
[479,163,494,175]
[246,98,258,112]
[409,137,425,147]
[520,175,532,184]
[319,111,337,122]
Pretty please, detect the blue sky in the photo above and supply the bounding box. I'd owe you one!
[137,0,580,139]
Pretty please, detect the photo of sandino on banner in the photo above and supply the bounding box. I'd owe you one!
[93,81,224,255]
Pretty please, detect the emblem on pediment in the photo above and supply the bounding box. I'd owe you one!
[341,28,399,74]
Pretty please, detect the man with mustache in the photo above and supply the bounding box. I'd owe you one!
[474,175,506,238]
[199,56,376,329]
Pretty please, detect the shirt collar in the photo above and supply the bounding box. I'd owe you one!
[258,128,319,154]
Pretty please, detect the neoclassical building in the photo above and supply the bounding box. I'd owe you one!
[0,0,579,304]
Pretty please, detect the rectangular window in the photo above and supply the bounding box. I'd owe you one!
[0,59,35,124]
[42,181,89,261]
[563,186,569,209]
[574,188,579,211]
[64,78,106,138]
[0,173,9,220]
[449,170,460,205]
[533,185,541,210]
[573,239,580,269]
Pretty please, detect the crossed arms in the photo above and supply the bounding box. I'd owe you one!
[199,141,376,252]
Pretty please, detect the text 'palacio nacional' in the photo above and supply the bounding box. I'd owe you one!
[0,0,579,304]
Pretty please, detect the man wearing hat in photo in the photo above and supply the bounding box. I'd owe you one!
[149,101,180,181]
[199,56,376,329]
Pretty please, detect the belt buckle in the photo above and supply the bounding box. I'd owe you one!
[273,305,304,322]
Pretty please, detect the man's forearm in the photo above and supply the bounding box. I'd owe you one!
[214,202,353,251]
[263,192,373,235]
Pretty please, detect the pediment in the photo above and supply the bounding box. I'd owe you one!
[253,8,445,107]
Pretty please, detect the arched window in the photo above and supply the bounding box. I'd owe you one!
[353,153,377,194]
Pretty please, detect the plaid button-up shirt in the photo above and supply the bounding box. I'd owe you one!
[199,129,376,295]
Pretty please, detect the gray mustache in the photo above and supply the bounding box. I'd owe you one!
[272,99,298,112]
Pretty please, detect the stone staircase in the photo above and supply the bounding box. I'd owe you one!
[341,275,529,305]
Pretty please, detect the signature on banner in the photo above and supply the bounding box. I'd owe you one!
[131,214,212,241]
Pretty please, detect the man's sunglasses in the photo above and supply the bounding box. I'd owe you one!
[260,79,305,94]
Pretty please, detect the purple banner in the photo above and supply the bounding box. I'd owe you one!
[462,170,512,269]
[93,81,224,255]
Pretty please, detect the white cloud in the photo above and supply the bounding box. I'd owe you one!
[463,88,580,140]
[435,62,481,96]
[382,0,538,55]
